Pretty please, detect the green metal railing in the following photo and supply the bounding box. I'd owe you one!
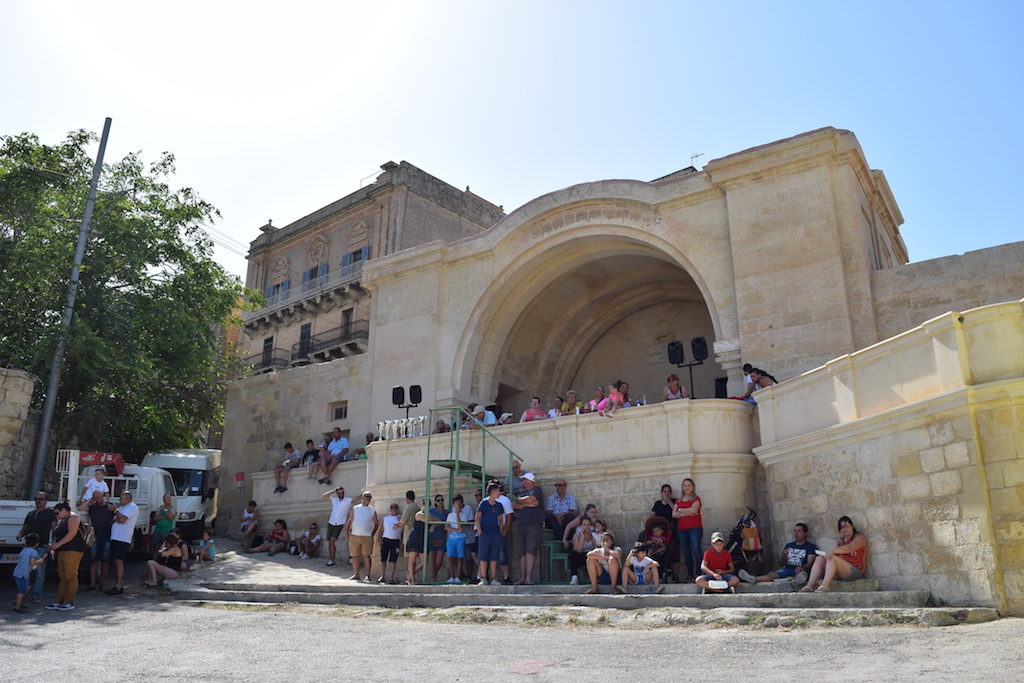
[419,406,520,584]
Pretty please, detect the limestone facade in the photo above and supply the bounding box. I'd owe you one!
[0,367,38,500]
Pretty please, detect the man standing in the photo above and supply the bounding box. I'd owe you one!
[399,490,419,547]
[107,491,138,595]
[322,486,353,567]
[513,472,544,585]
[86,490,115,591]
[151,493,175,549]
[346,491,379,582]
[544,479,578,540]
[739,522,818,586]
[16,490,56,603]
[274,442,302,492]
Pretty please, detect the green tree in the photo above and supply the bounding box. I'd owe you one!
[0,129,252,457]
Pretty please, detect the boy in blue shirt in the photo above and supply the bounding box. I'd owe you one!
[474,483,507,586]
[13,533,45,613]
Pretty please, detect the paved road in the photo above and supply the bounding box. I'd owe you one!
[1,592,1022,681]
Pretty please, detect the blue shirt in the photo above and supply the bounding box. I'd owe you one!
[13,547,41,579]
[477,498,504,535]
[784,541,818,568]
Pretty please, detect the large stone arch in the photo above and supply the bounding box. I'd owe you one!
[451,184,739,410]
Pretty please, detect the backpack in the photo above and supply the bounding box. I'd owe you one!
[73,513,95,547]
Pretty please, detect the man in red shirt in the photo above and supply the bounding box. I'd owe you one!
[695,531,740,593]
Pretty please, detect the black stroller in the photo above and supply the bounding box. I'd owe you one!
[725,506,764,575]
[637,515,677,583]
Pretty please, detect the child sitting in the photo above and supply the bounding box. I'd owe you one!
[12,533,45,613]
[695,531,740,593]
[623,542,661,589]
[196,528,217,563]
[599,380,626,418]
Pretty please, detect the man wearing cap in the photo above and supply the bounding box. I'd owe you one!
[322,486,353,567]
[513,472,545,585]
[467,404,497,429]
[695,531,740,593]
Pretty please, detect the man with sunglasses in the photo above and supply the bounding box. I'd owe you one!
[16,491,56,603]
[345,491,379,582]
[322,486,353,567]
[544,480,577,541]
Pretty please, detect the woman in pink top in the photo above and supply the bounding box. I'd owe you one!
[519,396,547,423]
[802,515,868,593]
[599,380,626,417]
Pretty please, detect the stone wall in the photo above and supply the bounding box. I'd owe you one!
[0,368,38,499]
[755,300,1024,614]
[870,241,1024,340]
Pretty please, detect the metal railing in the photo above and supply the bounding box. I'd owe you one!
[244,263,363,322]
[289,319,370,361]
[242,347,291,373]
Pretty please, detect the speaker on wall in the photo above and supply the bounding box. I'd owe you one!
[391,386,405,406]
[409,385,423,405]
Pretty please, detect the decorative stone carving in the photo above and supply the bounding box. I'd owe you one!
[308,236,328,266]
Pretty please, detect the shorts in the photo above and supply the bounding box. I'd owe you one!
[478,533,504,563]
[839,566,864,581]
[517,522,541,554]
[466,540,478,555]
[631,567,646,584]
[327,524,345,540]
[90,539,112,563]
[14,576,29,594]
[348,534,373,558]
[286,463,300,470]
[774,566,798,579]
[446,533,466,558]
[380,537,400,563]
[597,568,611,585]
[110,540,131,561]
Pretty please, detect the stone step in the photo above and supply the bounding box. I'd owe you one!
[168,583,929,610]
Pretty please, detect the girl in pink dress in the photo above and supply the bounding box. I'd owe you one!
[599,380,626,417]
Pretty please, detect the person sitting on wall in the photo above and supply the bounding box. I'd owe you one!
[739,522,817,586]
[695,531,740,593]
[801,516,868,593]
[353,432,376,460]
[598,381,626,417]
[433,419,451,434]
[302,439,321,480]
[274,442,302,493]
[742,368,777,404]
[561,390,585,416]
[519,396,548,423]
[663,373,689,401]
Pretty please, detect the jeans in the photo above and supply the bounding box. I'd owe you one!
[31,556,47,599]
[677,527,704,579]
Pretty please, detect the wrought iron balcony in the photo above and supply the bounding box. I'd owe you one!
[290,319,370,365]
[244,262,363,326]
[242,347,291,375]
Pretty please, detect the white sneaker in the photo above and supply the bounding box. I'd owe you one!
[490,579,502,586]
[569,575,579,585]
[791,570,808,586]
[478,578,488,586]
[738,569,757,584]
[452,577,462,584]
[299,553,308,560]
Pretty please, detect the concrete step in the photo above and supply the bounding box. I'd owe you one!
[168,582,930,610]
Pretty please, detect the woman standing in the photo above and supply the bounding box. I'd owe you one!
[802,516,868,593]
[405,506,426,584]
[428,495,448,581]
[673,478,703,581]
[46,502,87,611]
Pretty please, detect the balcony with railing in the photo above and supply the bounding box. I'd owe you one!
[243,262,364,328]
[290,319,370,365]
[241,347,291,375]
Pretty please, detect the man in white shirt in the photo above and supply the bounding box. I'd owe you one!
[106,491,138,595]
[346,491,379,582]
[322,486,353,567]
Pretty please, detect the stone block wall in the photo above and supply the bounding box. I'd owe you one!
[0,368,38,500]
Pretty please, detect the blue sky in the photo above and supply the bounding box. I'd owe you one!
[1,1,1021,278]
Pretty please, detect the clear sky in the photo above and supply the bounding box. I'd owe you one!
[2,1,1021,278]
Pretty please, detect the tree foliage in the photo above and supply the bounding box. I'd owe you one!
[0,129,251,457]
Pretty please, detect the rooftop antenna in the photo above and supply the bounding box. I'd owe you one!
[690,152,705,168]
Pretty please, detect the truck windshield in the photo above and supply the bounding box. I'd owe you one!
[167,469,205,496]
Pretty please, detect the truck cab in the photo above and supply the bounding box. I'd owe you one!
[140,449,221,539]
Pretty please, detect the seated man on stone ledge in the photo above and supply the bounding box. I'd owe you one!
[544,479,577,540]
[738,522,818,587]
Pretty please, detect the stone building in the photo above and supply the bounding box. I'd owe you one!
[222,127,1023,613]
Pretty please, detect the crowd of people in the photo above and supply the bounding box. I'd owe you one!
[11,476,218,615]
[272,427,377,493]
[241,455,868,594]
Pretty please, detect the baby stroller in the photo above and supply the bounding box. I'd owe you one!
[638,515,677,583]
[725,507,764,575]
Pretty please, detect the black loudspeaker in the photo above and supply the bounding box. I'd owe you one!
[409,385,422,405]
[392,386,405,406]
[667,341,685,365]
[715,377,728,399]
[691,336,709,361]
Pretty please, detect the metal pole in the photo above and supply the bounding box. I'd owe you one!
[27,117,112,498]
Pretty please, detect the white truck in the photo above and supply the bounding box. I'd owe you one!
[140,449,221,539]
[0,449,176,563]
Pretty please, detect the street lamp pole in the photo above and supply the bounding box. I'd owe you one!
[26,117,112,498]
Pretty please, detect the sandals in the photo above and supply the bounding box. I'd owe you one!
[798,585,815,593]
[815,585,830,593]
